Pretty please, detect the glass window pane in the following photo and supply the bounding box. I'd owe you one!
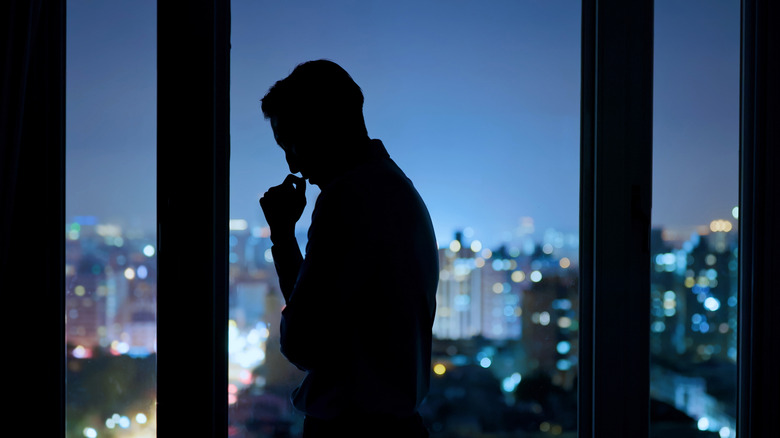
[229,2,580,436]
[651,2,739,437]
[66,1,157,436]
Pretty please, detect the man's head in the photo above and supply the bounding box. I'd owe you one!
[261,60,369,185]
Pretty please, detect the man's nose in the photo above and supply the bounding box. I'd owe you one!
[285,153,300,174]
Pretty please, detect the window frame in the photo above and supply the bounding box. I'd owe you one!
[7,0,777,436]
[737,0,780,436]
[578,1,654,436]
[156,1,231,436]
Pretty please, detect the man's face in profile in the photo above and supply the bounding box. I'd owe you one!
[270,110,352,188]
[271,116,315,183]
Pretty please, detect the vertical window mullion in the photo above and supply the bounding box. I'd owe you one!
[579,1,654,437]
[738,0,780,435]
[157,1,230,436]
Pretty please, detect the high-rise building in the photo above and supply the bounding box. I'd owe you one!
[650,222,738,364]
[433,233,525,341]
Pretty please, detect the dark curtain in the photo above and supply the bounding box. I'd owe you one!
[1,1,65,435]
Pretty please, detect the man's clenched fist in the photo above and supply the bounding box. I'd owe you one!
[260,174,307,243]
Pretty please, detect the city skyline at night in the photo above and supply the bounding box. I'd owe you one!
[63,211,738,436]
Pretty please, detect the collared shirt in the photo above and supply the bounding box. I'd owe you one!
[271,139,439,420]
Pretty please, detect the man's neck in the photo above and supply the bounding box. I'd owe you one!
[313,137,380,188]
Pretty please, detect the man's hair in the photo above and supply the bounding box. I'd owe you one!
[261,60,366,135]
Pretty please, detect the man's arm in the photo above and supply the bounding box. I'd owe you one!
[259,174,307,303]
[260,174,324,370]
[270,237,302,304]
[276,193,344,372]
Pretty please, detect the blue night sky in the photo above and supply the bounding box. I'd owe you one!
[66,0,739,249]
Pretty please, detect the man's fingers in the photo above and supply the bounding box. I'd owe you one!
[260,174,305,215]
[283,173,305,187]
[283,174,306,195]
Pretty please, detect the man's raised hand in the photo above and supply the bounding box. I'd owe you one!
[260,174,307,244]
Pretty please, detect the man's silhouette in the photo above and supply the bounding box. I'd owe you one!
[259,60,438,437]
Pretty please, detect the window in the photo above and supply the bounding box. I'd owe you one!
[6,1,779,436]
[65,1,157,436]
[228,1,580,436]
[650,2,740,436]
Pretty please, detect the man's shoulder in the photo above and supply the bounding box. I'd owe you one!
[322,156,410,197]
